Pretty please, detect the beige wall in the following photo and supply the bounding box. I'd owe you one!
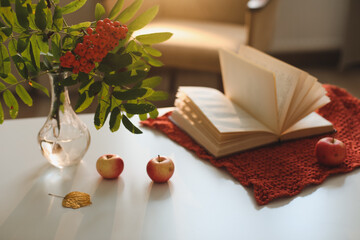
[269,0,350,53]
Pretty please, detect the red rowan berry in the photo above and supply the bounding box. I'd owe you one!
[80,57,88,66]
[97,20,104,26]
[65,51,75,64]
[86,27,93,35]
[96,25,105,34]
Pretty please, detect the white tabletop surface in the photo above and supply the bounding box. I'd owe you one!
[1,108,360,240]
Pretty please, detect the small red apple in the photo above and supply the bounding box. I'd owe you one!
[96,154,124,179]
[315,137,346,166]
[146,155,175,183]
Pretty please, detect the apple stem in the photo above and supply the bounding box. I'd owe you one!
[157,155,163,162]
[332,137,335,143]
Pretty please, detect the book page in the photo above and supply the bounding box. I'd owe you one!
[283,81,330,131]
[237,45,303,132]
[282,74,316,131]
[280,112,334,141]
[219,49,279,133]
[176,87,274,139]
[171,109,278,157]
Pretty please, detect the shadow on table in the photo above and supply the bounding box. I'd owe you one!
[250,168,357,209]
[73,177,123,240]
[190,149,356,209]
[141,182,177,240]
[0,164,78,240]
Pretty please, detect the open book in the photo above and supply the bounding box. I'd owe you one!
[170,46,334,157]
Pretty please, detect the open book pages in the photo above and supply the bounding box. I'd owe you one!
[170,46,334,157]
[220,46,331,135]
[171,86,333,157]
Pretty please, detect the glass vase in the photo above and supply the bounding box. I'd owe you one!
[38,72,91,168]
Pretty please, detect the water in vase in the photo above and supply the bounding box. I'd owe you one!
[39,124,90,168]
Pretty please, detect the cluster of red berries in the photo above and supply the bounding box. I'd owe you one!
[60,18,128,74]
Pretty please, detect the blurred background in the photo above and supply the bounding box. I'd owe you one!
[2,0,359,119]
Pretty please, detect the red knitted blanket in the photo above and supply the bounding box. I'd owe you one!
[141,85,360,205]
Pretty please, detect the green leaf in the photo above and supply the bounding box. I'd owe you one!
[75,91,86,111]
[15,84,32,106]
[125,40,138,52]
[94,101,110,130]
[0,82,6,90]
[35,0,47,31]
[79,77,93,94]
[52,6,63,31]
[61,0,87,15]
[143,46,161,57]
[69,21,91,31]
[146,55,163,67]
[95,3,106,21]
[127,5,158,31]
[104,71,131,86]
[109,107,121,132]
[1,0,11,7]
[94,104,101,128]
[1,73,17,84]
[123,102,155,114]
[126,70,147,85]
[139,87,154,99]
[94,83,111,129]
[0,43,11,75]
[149,108,158,119]
[104,70,147,86]
[0,26,12,42]
[0,101,4,124]
[146,90,168,101]
[30,35,40,69]
[13,15,26,33]
[28,6,38,30]
[141,76,161,88]
[139,113,147,121]
[75,92,94,112]
[35,34,49,53]
[136,32,172,44]
[108,0,123,19]
[29,80,49,96]
[41,58,52,71]
[60,74,77,86]
[115,0,142,23]
[50,33,61,59]
[122,115,142,134]
[17,35,30,53]
[88,81,102,97]
[45,8,53,29]
[99,52,132,70]
[61,34,75,50]
[1,4,15,27]
[112,88,147,100]
[9,39,29,79]
[15,0,29,29]
[3,89,18,118]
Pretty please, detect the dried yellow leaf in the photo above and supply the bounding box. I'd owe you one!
[62,191,92,209]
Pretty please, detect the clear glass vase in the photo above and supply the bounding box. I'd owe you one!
[38,72,91,168]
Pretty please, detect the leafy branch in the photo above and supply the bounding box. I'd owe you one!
[0,0,172,132]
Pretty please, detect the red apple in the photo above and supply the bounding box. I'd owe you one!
[315,137,346,166]
[96,154,124,179]
[146,155,175,183]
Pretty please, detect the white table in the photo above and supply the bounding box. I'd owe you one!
[1,108,360,240]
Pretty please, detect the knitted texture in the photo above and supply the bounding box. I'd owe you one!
[141,85,360,205]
